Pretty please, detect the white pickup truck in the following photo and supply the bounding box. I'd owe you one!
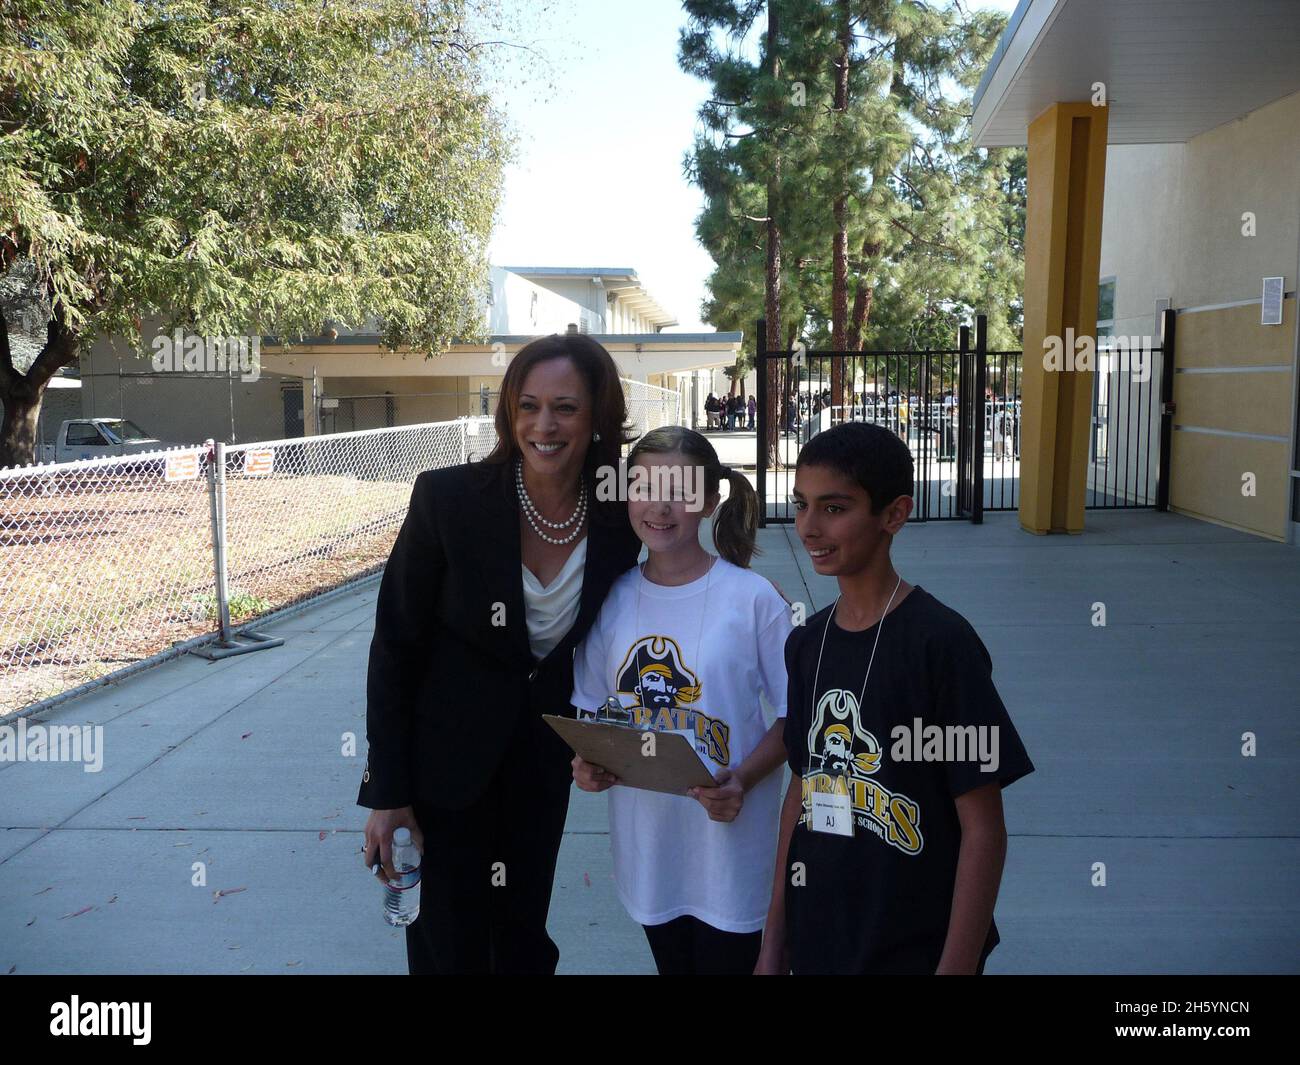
[38,418,172,464]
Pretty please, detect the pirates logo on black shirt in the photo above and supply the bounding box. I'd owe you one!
[802,689,923,855]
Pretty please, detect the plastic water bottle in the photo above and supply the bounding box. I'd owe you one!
[382,827,421,927]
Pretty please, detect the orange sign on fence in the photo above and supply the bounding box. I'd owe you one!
[243,449,275,476]
[165,452,200,482]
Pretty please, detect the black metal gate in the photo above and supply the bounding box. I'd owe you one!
[754,311,1171,525]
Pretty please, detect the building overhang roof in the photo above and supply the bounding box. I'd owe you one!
[263,331,742,349]
[497,267,678,328]
[973,0,1300,147]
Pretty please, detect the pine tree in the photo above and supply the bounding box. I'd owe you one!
[681,0,825,465]
[682,0,1025,441]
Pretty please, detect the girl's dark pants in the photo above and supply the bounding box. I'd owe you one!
[642,915,763,976]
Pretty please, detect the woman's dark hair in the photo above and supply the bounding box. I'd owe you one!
[628,425,760,568]
[795,421,913,513]
[484,333,636,480]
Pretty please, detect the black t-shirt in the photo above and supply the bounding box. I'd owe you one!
[782,586,1034,975]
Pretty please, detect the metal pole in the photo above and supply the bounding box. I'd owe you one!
[973,314,987,525]
[756,318,768,528]
[957,324,970,517]
[1156,307,1176,511]
[208,441,232,642]
[194,439,285,660]
[228,366,236,444]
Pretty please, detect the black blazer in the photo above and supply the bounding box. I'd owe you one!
[357,460,641,811]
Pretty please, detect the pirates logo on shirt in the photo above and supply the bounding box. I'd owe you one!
[807,689,883,777]
[615,635,730,765]
[616,635,701,709]
[802,689,923,855]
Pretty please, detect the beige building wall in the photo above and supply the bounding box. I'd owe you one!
[1179,91,1300,310]
[1099,89,1300,541]
[1168,299,1295,539]
[322,374,479,426]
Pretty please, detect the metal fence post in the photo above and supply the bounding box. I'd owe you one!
[1156,307,1176,511]
[956,324,971,517]
[208,441,233,642]
[756,318,768,528]
[973,314,987,525]
[194,440,284,660]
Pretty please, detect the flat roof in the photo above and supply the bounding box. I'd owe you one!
[263,331,743,348]
[973,0,1300,146]
[497,266,678,328]
[497,266,641,277]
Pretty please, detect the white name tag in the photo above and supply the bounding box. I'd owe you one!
[810,791,854,836]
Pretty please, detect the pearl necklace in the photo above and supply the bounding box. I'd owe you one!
[515,457,588,545]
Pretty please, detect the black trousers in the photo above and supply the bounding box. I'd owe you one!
[405,710,573,974]
[642,915,763,976]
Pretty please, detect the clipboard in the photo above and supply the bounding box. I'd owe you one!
[543,714,718,795]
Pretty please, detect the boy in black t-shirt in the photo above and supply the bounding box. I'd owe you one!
[756,422,1034,975]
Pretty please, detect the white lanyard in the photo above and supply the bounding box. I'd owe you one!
[809,574,902,723]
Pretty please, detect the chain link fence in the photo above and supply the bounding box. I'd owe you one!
[621,378,681,444]
[319,379,681,453]
[0,418,493,715]
[4,375,688,715]
[0,447,215,715]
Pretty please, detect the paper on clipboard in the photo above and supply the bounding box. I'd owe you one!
[543,714,718,796]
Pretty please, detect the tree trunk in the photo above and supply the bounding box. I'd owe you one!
[0,301,82,468]
[829,0,851,409]
[847,238,882,351]
[763,0,783,471]
[0,393,41,469]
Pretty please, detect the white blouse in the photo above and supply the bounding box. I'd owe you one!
[520,537,588,662]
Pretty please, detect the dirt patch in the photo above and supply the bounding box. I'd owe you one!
[1,470,409,715]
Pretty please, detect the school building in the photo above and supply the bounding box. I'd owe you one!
[973,0,1300,542]
[75,266,741,445]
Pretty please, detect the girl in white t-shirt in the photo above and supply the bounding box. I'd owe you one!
[570,425,793,975]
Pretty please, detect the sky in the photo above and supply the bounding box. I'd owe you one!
[483,0,1021,333]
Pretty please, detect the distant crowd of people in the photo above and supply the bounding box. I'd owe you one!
[703,387,1020,459]
[704,392,756,430]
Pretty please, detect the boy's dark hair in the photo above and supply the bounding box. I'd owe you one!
[796,422,914,514]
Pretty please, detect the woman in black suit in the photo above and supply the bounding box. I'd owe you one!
[358,334,641,974]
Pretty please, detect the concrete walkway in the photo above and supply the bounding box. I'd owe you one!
[2,509,1297,974]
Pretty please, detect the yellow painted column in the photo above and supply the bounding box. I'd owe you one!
[1019,102,1108,534]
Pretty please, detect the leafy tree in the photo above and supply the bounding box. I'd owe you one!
[0,0,514,467]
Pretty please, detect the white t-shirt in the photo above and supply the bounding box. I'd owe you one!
[570,556,793,933]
